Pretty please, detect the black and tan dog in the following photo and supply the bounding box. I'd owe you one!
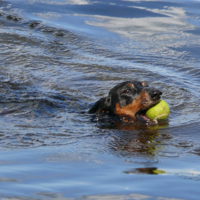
[89,81,162,124]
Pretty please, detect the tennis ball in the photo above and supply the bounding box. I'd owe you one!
[146,99,170,120]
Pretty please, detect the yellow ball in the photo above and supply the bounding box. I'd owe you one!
[146,99,170,120]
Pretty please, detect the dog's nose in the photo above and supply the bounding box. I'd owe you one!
[149,89,162,100]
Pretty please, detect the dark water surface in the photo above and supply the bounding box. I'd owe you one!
[0,0,200,199]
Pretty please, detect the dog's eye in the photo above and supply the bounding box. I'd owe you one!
[124,89,130,93]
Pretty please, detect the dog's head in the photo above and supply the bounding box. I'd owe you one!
[89,81,162,124]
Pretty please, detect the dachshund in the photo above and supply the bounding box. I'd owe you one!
[89,81,162,124]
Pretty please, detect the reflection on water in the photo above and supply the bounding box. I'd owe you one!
[2,192,186,200]
[85,6,193,36]
[0,0,200,199]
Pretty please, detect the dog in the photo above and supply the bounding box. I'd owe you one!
[89,81,162,124]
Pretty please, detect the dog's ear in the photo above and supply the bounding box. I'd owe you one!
[89,96,111,114]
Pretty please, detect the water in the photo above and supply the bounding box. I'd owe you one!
[0,0,200,199]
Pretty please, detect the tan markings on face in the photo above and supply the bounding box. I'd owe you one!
[128,83,134,87]
[115,91,150,120]
[142,82,147,87]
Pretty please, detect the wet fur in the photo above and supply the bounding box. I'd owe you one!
[89,81,162,123]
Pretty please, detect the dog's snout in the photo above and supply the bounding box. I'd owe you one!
[149,89,162,100]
